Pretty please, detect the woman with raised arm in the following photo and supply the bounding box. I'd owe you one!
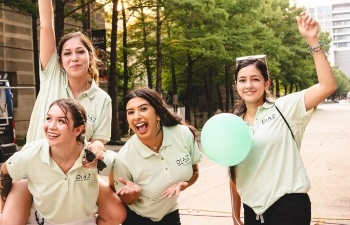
[0,0,126,224]
[229,12,337,225]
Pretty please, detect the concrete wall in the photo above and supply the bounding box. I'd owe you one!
[334,50,350,77]
[0,6,36,138]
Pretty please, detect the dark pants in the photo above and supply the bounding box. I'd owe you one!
[123,206,181,225]
[244,193,311,225]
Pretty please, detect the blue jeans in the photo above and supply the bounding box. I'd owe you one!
[243,193,311,225]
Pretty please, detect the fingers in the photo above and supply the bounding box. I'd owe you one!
[116,186,135,195]
[82,160,98,168]
[297,11,317,27]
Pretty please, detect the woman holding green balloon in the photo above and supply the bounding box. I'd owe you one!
[229,12,337,225]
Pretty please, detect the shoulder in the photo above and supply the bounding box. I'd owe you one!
[13,139,47,160]
[276,91,305,105]
[164,125,195,140]
[89,81,111,101]
[165,124,190,133]
[23,139,47,149]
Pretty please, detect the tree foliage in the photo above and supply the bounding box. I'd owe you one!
[6,0,345,129]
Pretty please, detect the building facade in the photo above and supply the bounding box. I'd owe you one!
[293,0,350,77]
[0,3,106,139]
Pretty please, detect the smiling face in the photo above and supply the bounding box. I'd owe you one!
[236,64,270,106]
[126,97,161,142]
[60,37,91,79]
[44,104,82,148]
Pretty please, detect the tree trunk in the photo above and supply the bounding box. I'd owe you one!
[140,5,152,88]
[155,3,162,94]
[54,0,66,45]
[184,54,193,123]
[32,11,40,96]
[108,0,121,144]
[225,64,230,112]
[121,0,129,135]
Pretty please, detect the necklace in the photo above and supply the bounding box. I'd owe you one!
[152,130,163,152]
[50,147,80,163]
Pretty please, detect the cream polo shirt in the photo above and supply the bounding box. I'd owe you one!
[236,90,315,215]
[113,125,202,221]
[26,50,112,142]
[6,139,116,223]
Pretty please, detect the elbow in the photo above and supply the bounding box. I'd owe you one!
[328,83,337,96]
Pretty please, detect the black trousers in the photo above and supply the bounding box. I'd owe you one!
[243,193,311,225]
[122,206,181,225]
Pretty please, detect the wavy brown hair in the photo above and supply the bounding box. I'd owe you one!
[57,32,100,85]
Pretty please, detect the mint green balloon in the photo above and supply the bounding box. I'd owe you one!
[201,113,252,166]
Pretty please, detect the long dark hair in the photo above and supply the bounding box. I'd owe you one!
[230,59,272,182]
[124,87,197,138]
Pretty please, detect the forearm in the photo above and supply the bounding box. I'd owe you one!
[38,0,56,68]
[185,164,199,188]
[38,0,54,28]
[308,38,336,91]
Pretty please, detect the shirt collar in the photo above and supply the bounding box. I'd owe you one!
[65,79,99,99]
[40,139,90,168]
[261,100,275,109]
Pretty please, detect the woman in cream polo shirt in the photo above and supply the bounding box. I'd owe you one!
[109,87,202,225]
[0,0,126,224]
[229,12,337,225]
[0,99,115,224]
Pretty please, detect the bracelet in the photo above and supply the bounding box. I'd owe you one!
[307,41,323,53]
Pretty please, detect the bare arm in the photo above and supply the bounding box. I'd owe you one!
[296,12,337,111]
[38,0,56,69]
[186,164,199,188]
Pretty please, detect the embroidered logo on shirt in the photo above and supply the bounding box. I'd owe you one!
[176,155,190,166]
[87,114,96,124]
[76,174,92,181]
[261,113,276,124]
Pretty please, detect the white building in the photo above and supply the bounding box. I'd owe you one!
[292,0,350,77]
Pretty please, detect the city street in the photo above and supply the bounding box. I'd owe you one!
[106,102,350,225]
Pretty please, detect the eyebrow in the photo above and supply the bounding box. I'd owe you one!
[62,46,86,51]
[46,113,67,120]
[126,103,148,112]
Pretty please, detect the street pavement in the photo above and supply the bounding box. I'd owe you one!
[106,102,350,225]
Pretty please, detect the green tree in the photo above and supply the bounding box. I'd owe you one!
[332,66,350,100]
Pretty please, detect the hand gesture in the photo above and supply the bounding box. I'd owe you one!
[116,178,141,196]
[296,12,319,43]
[162,181,188,198]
